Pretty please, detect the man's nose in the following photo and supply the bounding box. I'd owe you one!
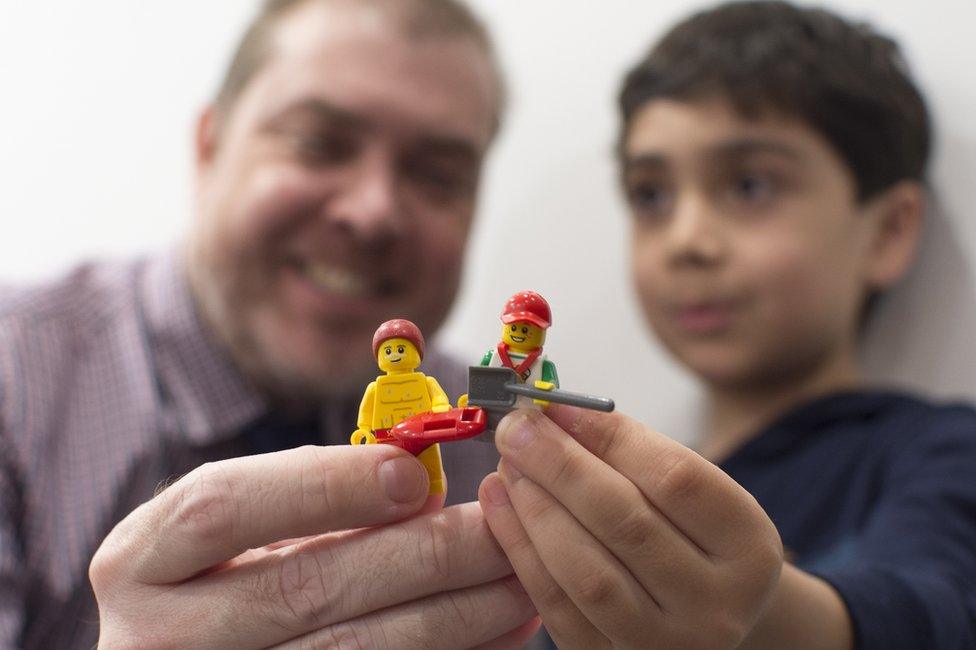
[664,195,727,268]
[328,151,402,247]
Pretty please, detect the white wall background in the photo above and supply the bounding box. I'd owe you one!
[1,1,974,444]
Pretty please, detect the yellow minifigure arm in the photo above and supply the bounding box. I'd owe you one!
[426,376,451,413]
[350,381,377,445]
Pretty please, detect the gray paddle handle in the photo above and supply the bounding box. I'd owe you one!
[505,383,615,412]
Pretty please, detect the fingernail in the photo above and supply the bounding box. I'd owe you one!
[379,457,427,503]
[498,412,537,451]
[483,474,511,507]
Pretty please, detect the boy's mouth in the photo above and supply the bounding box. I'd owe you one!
[673,300,737,334]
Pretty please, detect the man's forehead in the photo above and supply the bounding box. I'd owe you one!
[250,1,497,147]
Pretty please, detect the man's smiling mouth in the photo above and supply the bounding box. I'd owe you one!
[510,335,526,343]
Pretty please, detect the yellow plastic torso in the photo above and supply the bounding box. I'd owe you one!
[372,372,432,430]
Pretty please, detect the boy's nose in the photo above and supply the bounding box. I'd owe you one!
[665,197,727,268]
[327,152,403,248]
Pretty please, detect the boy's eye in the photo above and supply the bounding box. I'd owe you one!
[730,173,776,204]
[385,347,392,355]
[397,345,405,354]
[626,181,674,221]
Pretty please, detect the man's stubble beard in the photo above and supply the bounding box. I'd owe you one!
[184,236,376,409]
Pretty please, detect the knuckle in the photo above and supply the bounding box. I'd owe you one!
[569,570,618,611]
[270,543,343,633]
[536,578,574,613]
[605,504,656,555]
[166,463,241,548]
[398,590,473,649]
[419,513,462,580]
[299,445,348,522]
[88,541,122,596]
[307,621,372,650]
[652,451,705,505]
[547,446,584,486]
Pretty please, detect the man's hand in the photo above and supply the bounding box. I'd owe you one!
[90,445,539,649]
[478,405,783,649]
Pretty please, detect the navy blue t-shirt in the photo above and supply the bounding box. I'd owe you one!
[720,391,976,649]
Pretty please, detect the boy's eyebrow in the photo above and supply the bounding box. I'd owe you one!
[710,138,805,161]
[621,153,668,174]
[622,138,806,174]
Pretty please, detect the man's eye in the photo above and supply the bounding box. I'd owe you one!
[404,161,477,203]
[288,132,357,165]
[522,327,528,334]
[511,325,517,331]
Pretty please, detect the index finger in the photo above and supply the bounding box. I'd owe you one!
[540,405,775,558]
[100,444,432,585]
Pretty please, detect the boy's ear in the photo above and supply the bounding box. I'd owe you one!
[863,180,925,290]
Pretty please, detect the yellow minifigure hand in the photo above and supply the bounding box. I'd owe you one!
[350,428,377,445]
[457,394,469,408]
[532,381,554,407]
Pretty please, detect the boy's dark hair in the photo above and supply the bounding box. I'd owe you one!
[618,1,931,201]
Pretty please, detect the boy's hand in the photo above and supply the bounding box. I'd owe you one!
[478,405,783,649]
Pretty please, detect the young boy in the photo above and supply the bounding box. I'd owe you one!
[479,2,976,648]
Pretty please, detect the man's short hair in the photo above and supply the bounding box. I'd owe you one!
[215,0,503,125]
[618,0,931,201]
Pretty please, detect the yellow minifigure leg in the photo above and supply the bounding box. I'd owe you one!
[417,444,446,494]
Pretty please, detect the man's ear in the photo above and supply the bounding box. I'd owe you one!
[194,105,222,178]
[863,180,925,290]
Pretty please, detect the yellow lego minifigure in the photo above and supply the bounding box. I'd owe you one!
[350,319,451,494]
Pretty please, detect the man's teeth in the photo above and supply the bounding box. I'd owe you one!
[303,263,373,296]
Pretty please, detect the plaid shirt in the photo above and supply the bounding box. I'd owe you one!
[0,252,499,648]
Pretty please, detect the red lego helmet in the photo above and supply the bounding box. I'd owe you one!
[372,319,426,359]
[500,291,551,329]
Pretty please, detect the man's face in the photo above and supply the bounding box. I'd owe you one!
[190,2,498,399]
[622,98,887,390]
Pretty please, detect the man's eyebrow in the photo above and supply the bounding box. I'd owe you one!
[263,98,370,131]
[413,134,481,162]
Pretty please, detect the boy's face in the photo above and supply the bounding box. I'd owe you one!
[622,98,890,389]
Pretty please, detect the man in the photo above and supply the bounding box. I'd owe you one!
[0,0,541,647]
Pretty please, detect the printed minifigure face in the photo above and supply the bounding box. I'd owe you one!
[188,1,499,399]
[622,97,912,389]
[377,337,422,373]
[501,322,546,352]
